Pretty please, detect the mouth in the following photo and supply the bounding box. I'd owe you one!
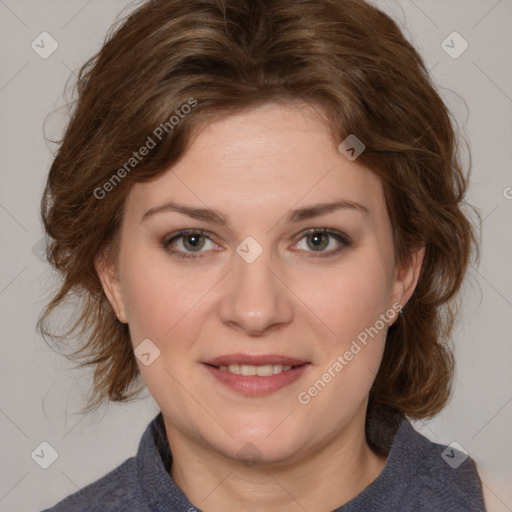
[213,363,301,376]
[202,354,311,396]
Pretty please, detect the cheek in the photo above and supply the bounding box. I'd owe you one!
[298,255,393,342]
[119,248,188,344]
[294,273,390,420]
[292,252,393,409]
[119,248,223,365]
[119,252,210,411]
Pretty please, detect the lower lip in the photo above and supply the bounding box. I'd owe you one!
[203,364,311,396]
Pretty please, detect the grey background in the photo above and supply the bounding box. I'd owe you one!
[0,1,511,510]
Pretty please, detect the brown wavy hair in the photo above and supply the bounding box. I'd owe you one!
[39,0,477,418]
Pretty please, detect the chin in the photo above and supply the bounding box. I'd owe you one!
[215,418,310,466]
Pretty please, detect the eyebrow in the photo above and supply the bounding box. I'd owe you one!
[141,199,369,225]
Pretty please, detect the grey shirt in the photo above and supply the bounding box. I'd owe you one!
[42,410,486,511]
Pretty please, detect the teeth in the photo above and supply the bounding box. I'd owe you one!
[256,365,273,376]
[240,364,256,376]
[217,364,295,375]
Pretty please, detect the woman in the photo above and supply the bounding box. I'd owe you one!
[39,0,486,510]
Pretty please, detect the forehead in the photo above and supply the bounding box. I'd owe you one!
[124,102,386,222]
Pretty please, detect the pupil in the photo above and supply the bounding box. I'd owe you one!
[185,234,204,251]
[308,232,327,251]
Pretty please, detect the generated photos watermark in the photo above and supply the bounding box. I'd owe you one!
[297,302,402,405]
[94,98,197,200]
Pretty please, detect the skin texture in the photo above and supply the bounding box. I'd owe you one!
[96,102,424,511]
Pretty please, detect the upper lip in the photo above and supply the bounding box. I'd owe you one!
[203,354,309,367]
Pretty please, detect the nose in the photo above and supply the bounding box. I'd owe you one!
[218,245,294,336]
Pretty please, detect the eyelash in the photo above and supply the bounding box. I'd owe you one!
[162,228,350,260]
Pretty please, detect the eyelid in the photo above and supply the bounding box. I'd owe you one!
[163,229,220,259]
[162,229,218,254]
[163,228,216,246]
[290,227,350,257]
[295,227,351,245]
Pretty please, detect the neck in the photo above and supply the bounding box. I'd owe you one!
[165,410,387,512]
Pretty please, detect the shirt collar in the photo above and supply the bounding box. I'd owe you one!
[136,412,197,511]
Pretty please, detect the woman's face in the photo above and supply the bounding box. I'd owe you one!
[99,102,422,465]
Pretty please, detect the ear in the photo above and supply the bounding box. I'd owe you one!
[390,246,425,324]
[94,249,128,323]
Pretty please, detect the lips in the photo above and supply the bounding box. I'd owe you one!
[202,353,311,396]
[203,353,309,367]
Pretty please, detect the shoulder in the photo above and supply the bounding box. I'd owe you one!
[41,457,145,512]
[395,420,486,511]
[40,412,195,512]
